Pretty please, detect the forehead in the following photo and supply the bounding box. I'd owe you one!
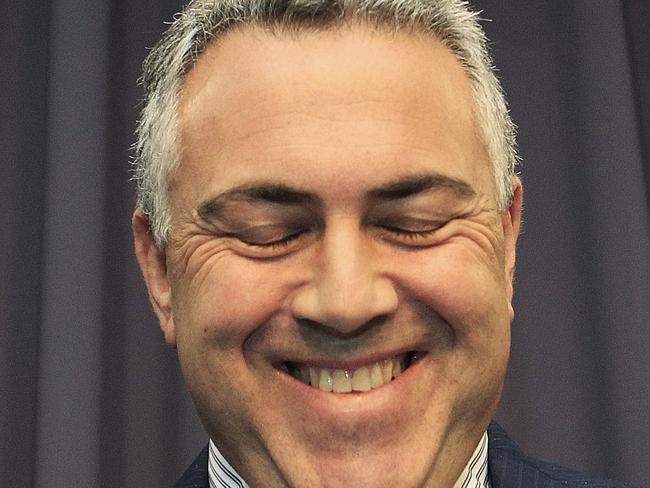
[175,24,489,203]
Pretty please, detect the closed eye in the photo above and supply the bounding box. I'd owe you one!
[376,220,449,246]
[381,226,438,238]
[223,223,319,258]
[239,229,308,249]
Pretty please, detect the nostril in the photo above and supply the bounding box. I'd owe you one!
[289,271,398,336]
[296,314,391,340]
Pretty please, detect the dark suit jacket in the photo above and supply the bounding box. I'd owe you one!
[174,423,643,488]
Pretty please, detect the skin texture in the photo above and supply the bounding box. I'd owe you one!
[134,24,522,488]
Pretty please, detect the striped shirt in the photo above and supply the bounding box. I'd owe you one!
[208,431,490,488]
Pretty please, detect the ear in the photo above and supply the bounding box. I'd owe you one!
[501,178,523,321]
[132,208,177,347]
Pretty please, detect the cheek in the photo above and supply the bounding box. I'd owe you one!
[173,255,294,346]
[171,257,289,417]
[395,244,510,339]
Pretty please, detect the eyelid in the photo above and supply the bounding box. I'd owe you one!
[379,225,441,238]
[373,218,450,246]
[372,215,447,232]
[238,227,306,247]
[229,222,319,258]
[380,224,442,234]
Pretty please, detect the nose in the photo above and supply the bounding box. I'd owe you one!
[290,221,398,336]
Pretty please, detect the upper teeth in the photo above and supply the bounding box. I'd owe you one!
[289,357,407,393]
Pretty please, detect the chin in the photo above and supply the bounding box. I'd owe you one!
[266,440,436,488]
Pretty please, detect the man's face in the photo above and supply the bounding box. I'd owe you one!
[135,24,521,488]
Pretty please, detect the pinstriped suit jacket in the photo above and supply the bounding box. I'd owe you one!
[174,423,644,488]
[487,423,643,488]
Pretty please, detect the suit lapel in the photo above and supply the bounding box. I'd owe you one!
[174,445,209,488]
[488,422,545,488]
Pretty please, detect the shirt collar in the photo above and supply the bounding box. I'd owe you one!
[452,431,491,488]
[208,440,249,488]
[208,431,490,488]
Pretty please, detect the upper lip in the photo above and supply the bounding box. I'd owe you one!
[276,348,422,371]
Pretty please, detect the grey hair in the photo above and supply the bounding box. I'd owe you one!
[133,0,518,249]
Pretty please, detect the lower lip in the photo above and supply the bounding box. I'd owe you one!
[274,354,428,418]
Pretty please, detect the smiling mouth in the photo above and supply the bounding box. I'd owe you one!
[283,352,425,393]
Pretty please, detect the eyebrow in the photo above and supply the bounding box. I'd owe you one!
[197,183,319,220]
[197,172,476,220]
[367,173,476,200]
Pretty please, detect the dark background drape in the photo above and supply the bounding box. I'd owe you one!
[2,1,648,486]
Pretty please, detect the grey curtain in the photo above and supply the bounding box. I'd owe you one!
[1,1,648,486]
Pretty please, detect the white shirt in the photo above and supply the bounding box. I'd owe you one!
[208,431,490,488]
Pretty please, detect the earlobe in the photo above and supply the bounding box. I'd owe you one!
[502,178,523,320]
[132,208,177,348]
